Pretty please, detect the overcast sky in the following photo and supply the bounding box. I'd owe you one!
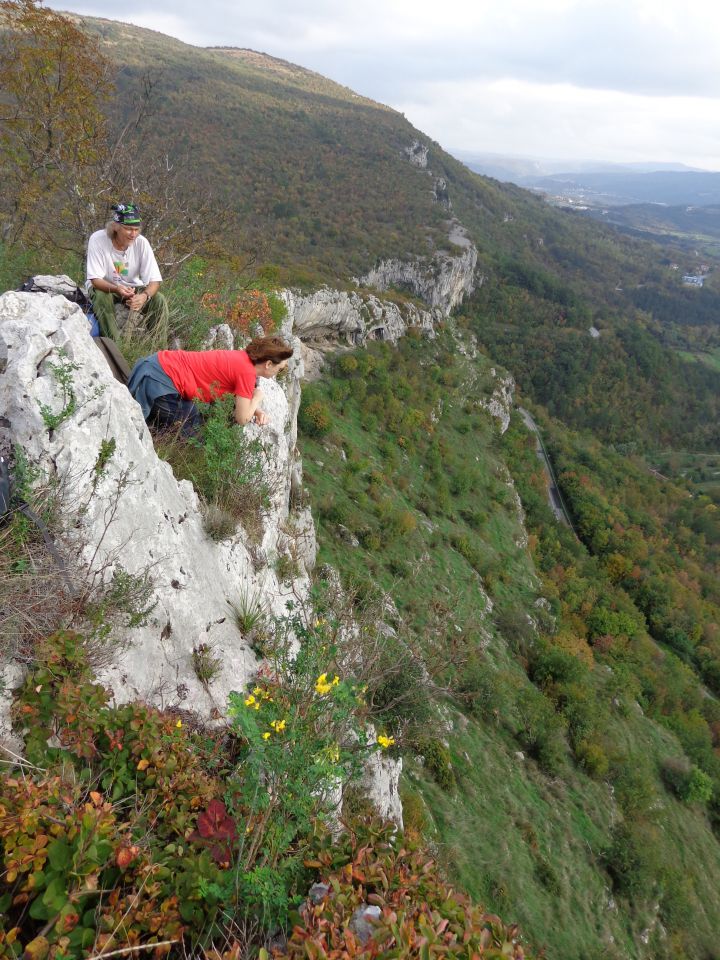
[51,0,720,170]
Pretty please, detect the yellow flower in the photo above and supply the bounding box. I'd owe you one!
[262,732,271,740]
[315,673,332,695]
[332,675,340,686]
[270,719,287,733]
[175,720,182,729]
[244,694,256,707]
[253,686,263,696]
[377,734,395,749]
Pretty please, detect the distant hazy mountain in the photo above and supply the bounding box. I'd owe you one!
[450,151,718,206]
[450,150,703,182]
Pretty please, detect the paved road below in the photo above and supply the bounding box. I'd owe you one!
[518,407,571,526]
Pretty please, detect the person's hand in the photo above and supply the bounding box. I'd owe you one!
[115,282,135,299]
[127,290,149,311]
[253,408,269,426]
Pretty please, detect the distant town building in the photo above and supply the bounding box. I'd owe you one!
[682,275,704,286]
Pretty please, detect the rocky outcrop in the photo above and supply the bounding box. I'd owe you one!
[404,140,429,168]
[478,367,515,435]
[282,287,442,377]
[432,178,452,209]
[0,291,309,740]
[360,242,477,316]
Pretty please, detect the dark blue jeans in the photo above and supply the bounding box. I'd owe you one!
[149,393,202,438]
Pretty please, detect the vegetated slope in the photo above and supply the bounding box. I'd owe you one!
[77,16,451,285]
[74,15,720,451]
[520,170,720,206]
[297,330,720,960]
[585,202,720,257]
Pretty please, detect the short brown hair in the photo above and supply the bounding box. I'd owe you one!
[245,336,293,365]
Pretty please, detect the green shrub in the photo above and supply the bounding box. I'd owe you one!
[299,396,332,437]
[418,737,456,791]
[683,767,713,805]
[530,646,586,688]
[156,397,269,539]
[575,738,610,778]
[610,755,657,817]
[514,687,567,775]
[336,354,358,376]
[659,868,695,929]
[400,786,429,836]
[605,822,659,899]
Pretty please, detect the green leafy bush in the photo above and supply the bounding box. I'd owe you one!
[419,737,456,791]
[605,822,660,899]
[156,397,269,539]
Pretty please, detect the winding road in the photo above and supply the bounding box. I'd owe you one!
[518,407,578,534]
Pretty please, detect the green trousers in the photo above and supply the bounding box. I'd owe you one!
[90,287,169,341]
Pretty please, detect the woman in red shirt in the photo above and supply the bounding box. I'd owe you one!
[128,336,293,435]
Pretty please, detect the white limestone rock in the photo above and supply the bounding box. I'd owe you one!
[360,243,477,316]
[361,747,404,828]
[282,287,440,351]
[0,291,311,726]
[478,369,515,434]
[0,661,24,754]
[404,140,429,168]
[203,323,235,350]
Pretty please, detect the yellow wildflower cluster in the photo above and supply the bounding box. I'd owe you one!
[377,734,395,749]
[262,718,287,741]
[315,672,340,696]
[245,686,274,711]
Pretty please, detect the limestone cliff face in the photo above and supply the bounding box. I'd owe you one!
[282,287,442,378]
[283,287,444,345]
[360,242,477,316]
[0,289,402,824]
[0,291,310,736]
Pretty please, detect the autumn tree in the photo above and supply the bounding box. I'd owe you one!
[0,0,112,252]
[0,0,237,269]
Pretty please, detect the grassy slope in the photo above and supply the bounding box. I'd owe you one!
[297,332,720,960]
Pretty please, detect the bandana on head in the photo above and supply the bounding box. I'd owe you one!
[111,203,142,226]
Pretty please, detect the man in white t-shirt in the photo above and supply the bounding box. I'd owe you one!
[86,203,169,340]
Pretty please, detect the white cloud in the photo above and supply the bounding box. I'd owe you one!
[397,79,720,168]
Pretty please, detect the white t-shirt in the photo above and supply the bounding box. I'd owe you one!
[86,229,162,289]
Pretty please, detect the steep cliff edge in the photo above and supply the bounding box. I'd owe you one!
[0,287,407,825]
[359,229,478,315]
[0,291,310,743]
